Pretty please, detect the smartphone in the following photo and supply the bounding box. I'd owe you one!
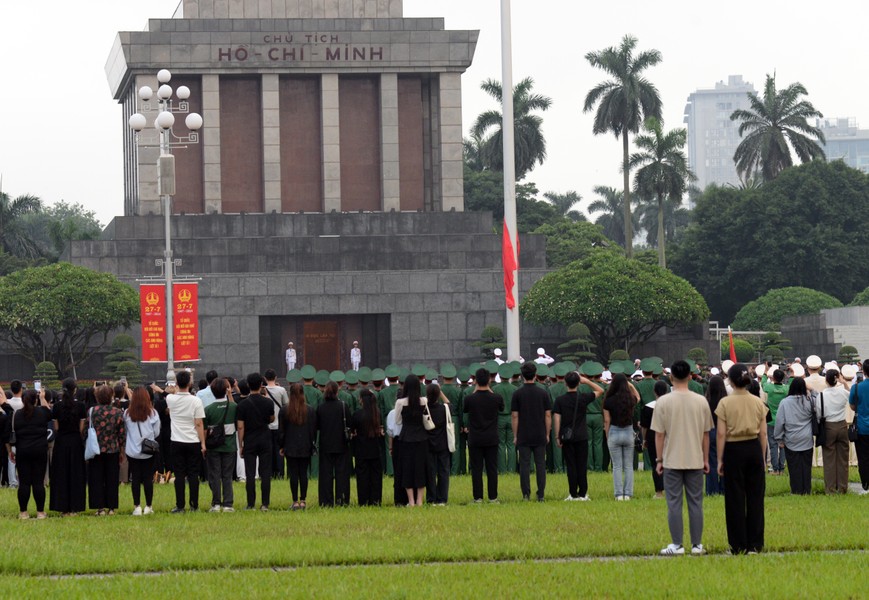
[34,380,42,392]
[95,380,107,387]
[120,376,128,386]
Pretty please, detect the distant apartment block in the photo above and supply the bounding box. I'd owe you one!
[818,118,869,173]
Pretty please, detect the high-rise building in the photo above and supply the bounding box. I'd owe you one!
[683,75,756,190]
[818,118,869,173]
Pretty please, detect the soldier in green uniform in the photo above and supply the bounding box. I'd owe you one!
[344,370,360,411]
[581,361,607,472]
[632,358,661,471]
[686,360,705,395]
[301,365,324,478]
[378,365,401,476]
[438,365,463,475]
[492,363,518,473]
[332,370,356,412]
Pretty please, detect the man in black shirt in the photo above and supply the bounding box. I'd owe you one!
[237,373,275,511]
[554,371,603,501]
[463,368,504,503]
[511,362,552,501]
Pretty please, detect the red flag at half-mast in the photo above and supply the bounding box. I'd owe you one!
[502,220,518,310]
[728,326,737,363]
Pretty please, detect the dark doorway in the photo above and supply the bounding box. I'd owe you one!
[303,320,339,371]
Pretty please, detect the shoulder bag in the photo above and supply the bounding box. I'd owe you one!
[84,407,101,461]
[205,402,230,450]
[422,401,436,431]
[340,401,352,443]
[560,395,581,443]
[444,403,456,453]
[849,385,861,442]
[813,393,826,448]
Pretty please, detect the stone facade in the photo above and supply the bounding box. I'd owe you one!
[782,306,869,362]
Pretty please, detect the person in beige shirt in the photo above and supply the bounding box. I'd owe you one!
[652,360,713,556]
[715,363,768,555]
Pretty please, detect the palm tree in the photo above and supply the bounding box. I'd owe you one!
[472,77,552,180]
[543,191,585,222]
[587,185,638,247]
[629,117,695,267]
[0,191,43,259]
[583,35,663,258]
[463,133,486,172]
[730,73,826,182]
[636,194,692,250]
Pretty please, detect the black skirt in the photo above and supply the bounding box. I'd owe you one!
[399,440,428,488]
[49,433,87,513]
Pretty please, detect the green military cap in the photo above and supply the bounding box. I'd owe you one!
[345,371,359,385]
[358,367,372,383]
[536,364,552,378]
[398,368,410,383]
[639,358,659,373]
[498,363,513,379]
[300,365,316,380]
[652,363,664,376]
[579,362,594,376]
[371,368,386,381]
[330,370,345,383]
[484,360,499,374]
[588,362,605,377]
[286,368,302,383]
[685,359,701,375]
[553,363,571,377]
[564,361,578,372]
[609,362,626,375]
[385,364,400,379]
[457,367,471,382]
[425,369,438,382]
[314,371,330,386]
[411,363,427,378]
[441,364,457,379]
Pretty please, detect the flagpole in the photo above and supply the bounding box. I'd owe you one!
[501,0,520,362]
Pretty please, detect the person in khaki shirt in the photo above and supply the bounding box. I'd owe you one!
[715,363,768,555]
[652,360,713,556]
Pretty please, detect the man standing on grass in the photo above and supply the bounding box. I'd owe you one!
[167,370,207,513]
[652,360,713,556]
[463,368,503,503]
[512,362,552,501]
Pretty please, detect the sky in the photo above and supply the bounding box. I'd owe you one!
[1,0,868,226]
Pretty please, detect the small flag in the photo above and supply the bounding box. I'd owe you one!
[728,326,737,363]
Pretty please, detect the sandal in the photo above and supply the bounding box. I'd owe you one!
[291,502,300,511]
[95,509,105,517]
[107,510,115,516]
[36,512,47,520]
[299,501,306,510]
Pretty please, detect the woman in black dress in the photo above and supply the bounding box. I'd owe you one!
[394,374,429,506]
[280,383,316,510]
[351,389,384,506]
[7,390,52,519]
[49,378,87,515]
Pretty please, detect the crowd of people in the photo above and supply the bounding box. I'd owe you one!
[2,351,867,555]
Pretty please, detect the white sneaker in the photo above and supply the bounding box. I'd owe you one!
[131,506,142,516]
[209,505,222,513]
[577,495,591,501]
[691,544,705,556]
[143,506,153,515]
[858,488,869,496]
[660,544,685,556]
[222,506,235,513]
[615,495,624,501]
[564,495,579,502]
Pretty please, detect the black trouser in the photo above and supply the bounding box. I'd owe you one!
[270,430,284,479]
[426,450,451,504]
[392,440,406,506]
[171,441,203,510]
[88,452,120,510]
[784,447,813,495]
[319,450,351,506]
[16,450,47,512]
[723,439,765,554]
[242,436,272,508]
[645,434,665,493]
[857,434,869,490]
[355,456,383,506]
[469,444,499,501]
[562,440,590,498]
[207,451,235,508]
[286,456,310,502]
[128,456,156,507]
[518,444,547,499]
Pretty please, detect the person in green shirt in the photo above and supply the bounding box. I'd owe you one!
[492,363,519,473]
[761,367,789,475]
[378,366,401,476]
[440,365,464,475]
[547,364,569,473]
[204,379,238,512]
[300,365,323,478]
[580,362,607,472]
[633,359,663,471]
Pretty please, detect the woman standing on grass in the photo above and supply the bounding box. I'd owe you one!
[716,363,767,554]
[280,383,316,510]
[6,390,52,519]
[351,389,385,506]
[394,374,429,506]
[603,373,640,501]
[124,387,161,515]
[705,376,728,496]
[773,377,815,495]
[49,378,87,516]
[819,369,852,494]
[88,385,126,516]
[315,381,353,507]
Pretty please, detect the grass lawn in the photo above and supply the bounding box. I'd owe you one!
[0,468,866,597]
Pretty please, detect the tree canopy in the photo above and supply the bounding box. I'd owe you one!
[670,161,869,322]
[0,263,139,375]
[521,251,709,362]
[849,286,869,306]
[731,287,843,331]
[531,220,613,269]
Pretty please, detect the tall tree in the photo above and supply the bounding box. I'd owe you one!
[629,118,695,267]
[542,191,585,221]
[583,35,663,258]
[471,77,552,180]
[635,195,691,250]
[0,191,43,259]
[587,185,638,248]
[730,73,826,182]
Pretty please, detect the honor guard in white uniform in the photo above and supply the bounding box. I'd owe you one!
[350,340,362,371]
[534,347,555,366]
[285,342,296,371]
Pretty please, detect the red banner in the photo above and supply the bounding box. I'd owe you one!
[140,284,167,362]
[502,220,519,310]
[173,282,200,362]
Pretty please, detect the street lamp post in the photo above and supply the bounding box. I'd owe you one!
[129,69,203,383]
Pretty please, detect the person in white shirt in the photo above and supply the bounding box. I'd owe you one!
[166,370,206,513]
[264,369,289,480]
[350,341,362,371]
[5,380,24,488]
[493,348,505,365]
[285,342,296,372]
[534,348,555,366]
[819,369,852,494]
[196,370,219,409]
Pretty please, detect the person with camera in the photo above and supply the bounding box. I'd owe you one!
[553,370,603,502]
[6,389,51,519]
[237,373,275,511]
[124,386,161,515]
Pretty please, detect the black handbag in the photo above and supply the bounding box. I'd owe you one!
[813,394,826,448]
[205,401,230,450]
[135,420,160,456]
[560,395,581,443]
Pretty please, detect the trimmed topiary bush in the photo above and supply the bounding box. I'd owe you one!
[732,287,843,331]
[686,347,708,365]
[721,338,755,362]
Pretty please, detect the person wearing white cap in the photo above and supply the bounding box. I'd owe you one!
[819,367,852,494]
[285,342,296,373]
[805,355,825,393]
[534,348,555,366]
[350,341,361,372]
[493,348,505,365]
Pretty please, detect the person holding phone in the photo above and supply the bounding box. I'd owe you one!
[6,389,52,519]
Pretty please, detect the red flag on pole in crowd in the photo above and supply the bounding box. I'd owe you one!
[728,326,737,363]
[502,220,518,309]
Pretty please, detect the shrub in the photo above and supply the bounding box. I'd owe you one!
[686,347,708,365]
[732,287,843,331]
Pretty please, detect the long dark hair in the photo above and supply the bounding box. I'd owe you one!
[706,376,727,415]
[287,383,307,426]
[603,374,635,424]
[359,389,380,438]
[58,377,78,420]
[403,374,421,408]
[323,381,339,402]
[127,387,152,423]
[21,389,38,420]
